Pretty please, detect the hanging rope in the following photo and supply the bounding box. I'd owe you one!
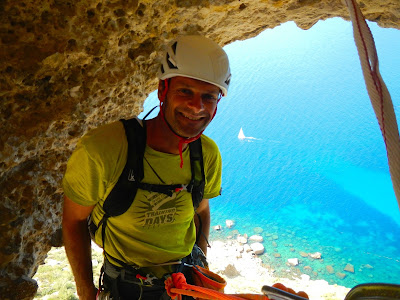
[343,0,400,210]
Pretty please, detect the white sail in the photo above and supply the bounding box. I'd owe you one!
[238,127,245,140]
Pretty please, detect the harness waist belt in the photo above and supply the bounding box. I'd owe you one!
[103,259,123,280]
[103,259,166,287]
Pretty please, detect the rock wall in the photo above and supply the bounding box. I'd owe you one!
[0,0,399,298]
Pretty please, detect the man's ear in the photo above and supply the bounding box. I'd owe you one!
[158,80,165,100]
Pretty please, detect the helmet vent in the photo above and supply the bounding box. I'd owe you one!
[160,64,165,74]
[166,53,178,69]
[225,74,231,86]
[171,41,178,54]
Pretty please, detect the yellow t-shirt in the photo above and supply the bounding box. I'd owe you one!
[62,120,222,277]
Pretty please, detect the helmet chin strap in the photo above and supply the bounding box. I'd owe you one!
[159,79,219,168]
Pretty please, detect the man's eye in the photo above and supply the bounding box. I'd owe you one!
[203,94,218,102]
[178,89,191,95]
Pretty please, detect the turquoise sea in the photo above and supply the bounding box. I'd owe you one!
[140,18,400,289]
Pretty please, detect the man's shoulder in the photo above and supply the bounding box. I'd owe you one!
[83,120,124,141]
[80,120,127,159]
[200,134,219,151]
[201,134,218,149]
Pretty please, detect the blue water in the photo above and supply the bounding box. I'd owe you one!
[140,18,400,288]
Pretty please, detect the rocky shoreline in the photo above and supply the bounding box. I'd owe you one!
[207,220,352,300]
[207,239,350,299]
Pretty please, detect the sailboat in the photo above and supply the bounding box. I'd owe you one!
[238,127,245,140]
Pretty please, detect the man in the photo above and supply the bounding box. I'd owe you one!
[62,35,231,300]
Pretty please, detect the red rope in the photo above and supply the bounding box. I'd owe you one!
[165,273,265,300]
[349,0,387,147]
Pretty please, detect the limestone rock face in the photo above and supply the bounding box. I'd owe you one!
[1,0,399,298]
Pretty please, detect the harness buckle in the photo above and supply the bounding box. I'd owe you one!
[127,169,136,182]
[175,186,184,193]
[184,183,193,193]
[136,274,147,280]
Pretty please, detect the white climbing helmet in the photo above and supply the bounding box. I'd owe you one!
[158,35,231,96]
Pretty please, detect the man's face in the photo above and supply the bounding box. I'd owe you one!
[159,76,220,138]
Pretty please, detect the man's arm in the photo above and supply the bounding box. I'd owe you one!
[62,195,97,300]
[194,199,210,255]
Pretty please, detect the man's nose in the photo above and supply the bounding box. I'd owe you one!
[187,94,204,112]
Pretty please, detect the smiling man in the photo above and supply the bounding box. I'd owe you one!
[62,35,231,300]
[157,76,219,139]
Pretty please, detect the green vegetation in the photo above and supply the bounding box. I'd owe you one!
[33,244,103,300]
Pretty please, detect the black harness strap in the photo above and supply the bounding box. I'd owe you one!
[103,118,146,216]
[136,182,182,197]
[187,137,205,210]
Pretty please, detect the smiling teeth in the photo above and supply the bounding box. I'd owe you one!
[183,114,202,120]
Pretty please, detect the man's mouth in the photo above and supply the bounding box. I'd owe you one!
[181,112,204,121]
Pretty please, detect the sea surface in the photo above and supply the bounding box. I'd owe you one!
[140,18,400,289]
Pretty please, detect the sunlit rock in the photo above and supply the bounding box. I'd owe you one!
[344,263,355,273]
[249,235,264,242]
[336,272,347,279]
[250,243,265,255]
[304,266,313,271]
[226,219,235,228]
[213,225,222,231]
[363,264,374,269]
[326,265,335,274]
[224,264,241,278]
[288,258,299,266]
[309,252,322,259]
[300,251,308,257]
[237,235,248,244]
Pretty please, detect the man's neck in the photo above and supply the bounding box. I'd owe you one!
[145,116,189,154]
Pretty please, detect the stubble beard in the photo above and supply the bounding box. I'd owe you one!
[163,104,210,139]
[173,110,210,138]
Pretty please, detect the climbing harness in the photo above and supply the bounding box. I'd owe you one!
[96,245,209,300]
[343,0,400,209]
